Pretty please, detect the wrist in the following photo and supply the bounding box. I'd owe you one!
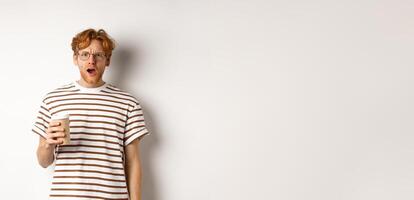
[41,142,55,151]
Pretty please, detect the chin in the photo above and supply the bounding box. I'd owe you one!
[80,73,103,85]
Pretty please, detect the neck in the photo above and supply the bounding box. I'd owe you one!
[77,79,105,88]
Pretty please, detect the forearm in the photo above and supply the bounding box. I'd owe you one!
[126,159,142,200]
[36,137,55,168]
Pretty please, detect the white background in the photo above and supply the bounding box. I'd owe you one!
[0,0,413,199]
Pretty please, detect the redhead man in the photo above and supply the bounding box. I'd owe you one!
[32,28,149,200]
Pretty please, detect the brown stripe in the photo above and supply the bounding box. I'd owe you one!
[47,89,80,95]
[38,110,51,120]
[65,142,124,154]
[40,105,49,112]
[55,163,123,170]
[54,169,124,176]
[57,150,121,158]
[56,156,123,164]
[124,127,148,141]
[50,194,128,200]
[51,108,126,117]
[33,124,46,133]
[47,86,77,94]
[32,129,46,139]
[53,175,125,183]
[45,93,136,105]
[56,85,76,90]
[126,119,144,127]
[47,97,134,108]
[70,138,122,146]
[129,108,143,113]
[51,188,127,195]
[49,102,128,112]
[70,125,124,134]
[62,144,120,152]
[102,87,131,95]
[128,113,143,120]
[52,182,126,189]
[70,119,124,129]
[37,116,50,124]
[70,132,122,141]
[125,126,146,135]
[35,121,47,130]
[105,85,121,92]
[101,89,135,100]
[69,113,124,123]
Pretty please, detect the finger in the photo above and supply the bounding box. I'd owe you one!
[48,121,61,127]
[46,131,63,139]
[46,138,61,145]
[46,128,54,135]
[46,133,56,140]
[46,124,62,134]
[50,127,65,133]
[51,132,66,138]
[56,138,64,145]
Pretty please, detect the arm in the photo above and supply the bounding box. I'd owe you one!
[36,136,55,168]
[125,138,143,200]
[36,121,65,168]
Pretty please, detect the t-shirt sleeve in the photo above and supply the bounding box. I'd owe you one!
[124,100,150,146]
[31,100,51,139]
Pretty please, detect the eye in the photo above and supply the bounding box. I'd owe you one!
[80,52,89,57]
[96,53,105,57]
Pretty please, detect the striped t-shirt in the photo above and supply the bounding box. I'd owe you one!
[32,81,150,200]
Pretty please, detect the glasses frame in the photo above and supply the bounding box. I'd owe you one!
[77,51,107,61]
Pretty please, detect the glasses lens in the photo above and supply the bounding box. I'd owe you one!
[95,53,106,61]
[79,52,90,61]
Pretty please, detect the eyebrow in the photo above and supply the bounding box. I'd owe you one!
[79,51,105,54]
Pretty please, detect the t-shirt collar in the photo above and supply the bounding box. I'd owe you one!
[74,80,107,93]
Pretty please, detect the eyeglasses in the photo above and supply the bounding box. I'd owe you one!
[78,51,107,61]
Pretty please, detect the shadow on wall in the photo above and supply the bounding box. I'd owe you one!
[110,46,135,89]
[111,42,159,200]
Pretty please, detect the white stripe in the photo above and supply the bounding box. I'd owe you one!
[49,188,129,199]
[52,177,127,187]
[55,158,124,169]
[66,140,122,150]
[51,183,128,194]
[57,152,122,162]
[54,165,125,175]
[58,146,122,156]
[53,171,125,181]
[45,93,135,106]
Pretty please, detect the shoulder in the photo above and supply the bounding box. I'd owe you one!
[42,82,78,101]
[101,83,141,105]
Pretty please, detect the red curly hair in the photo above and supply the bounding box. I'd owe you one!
[71,28,116,58]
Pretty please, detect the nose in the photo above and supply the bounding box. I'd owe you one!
[88,54,96,65]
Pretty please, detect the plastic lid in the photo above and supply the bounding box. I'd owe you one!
[51,114,70,120]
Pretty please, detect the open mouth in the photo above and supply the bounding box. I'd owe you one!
[86,68,97,76]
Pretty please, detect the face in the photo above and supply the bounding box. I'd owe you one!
[73,39,110,87]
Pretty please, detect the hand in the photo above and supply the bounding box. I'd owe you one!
[45,121,66,147]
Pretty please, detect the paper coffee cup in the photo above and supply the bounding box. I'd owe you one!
[51,114,70,145]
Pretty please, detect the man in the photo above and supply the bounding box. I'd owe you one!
[32,28,150,200]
